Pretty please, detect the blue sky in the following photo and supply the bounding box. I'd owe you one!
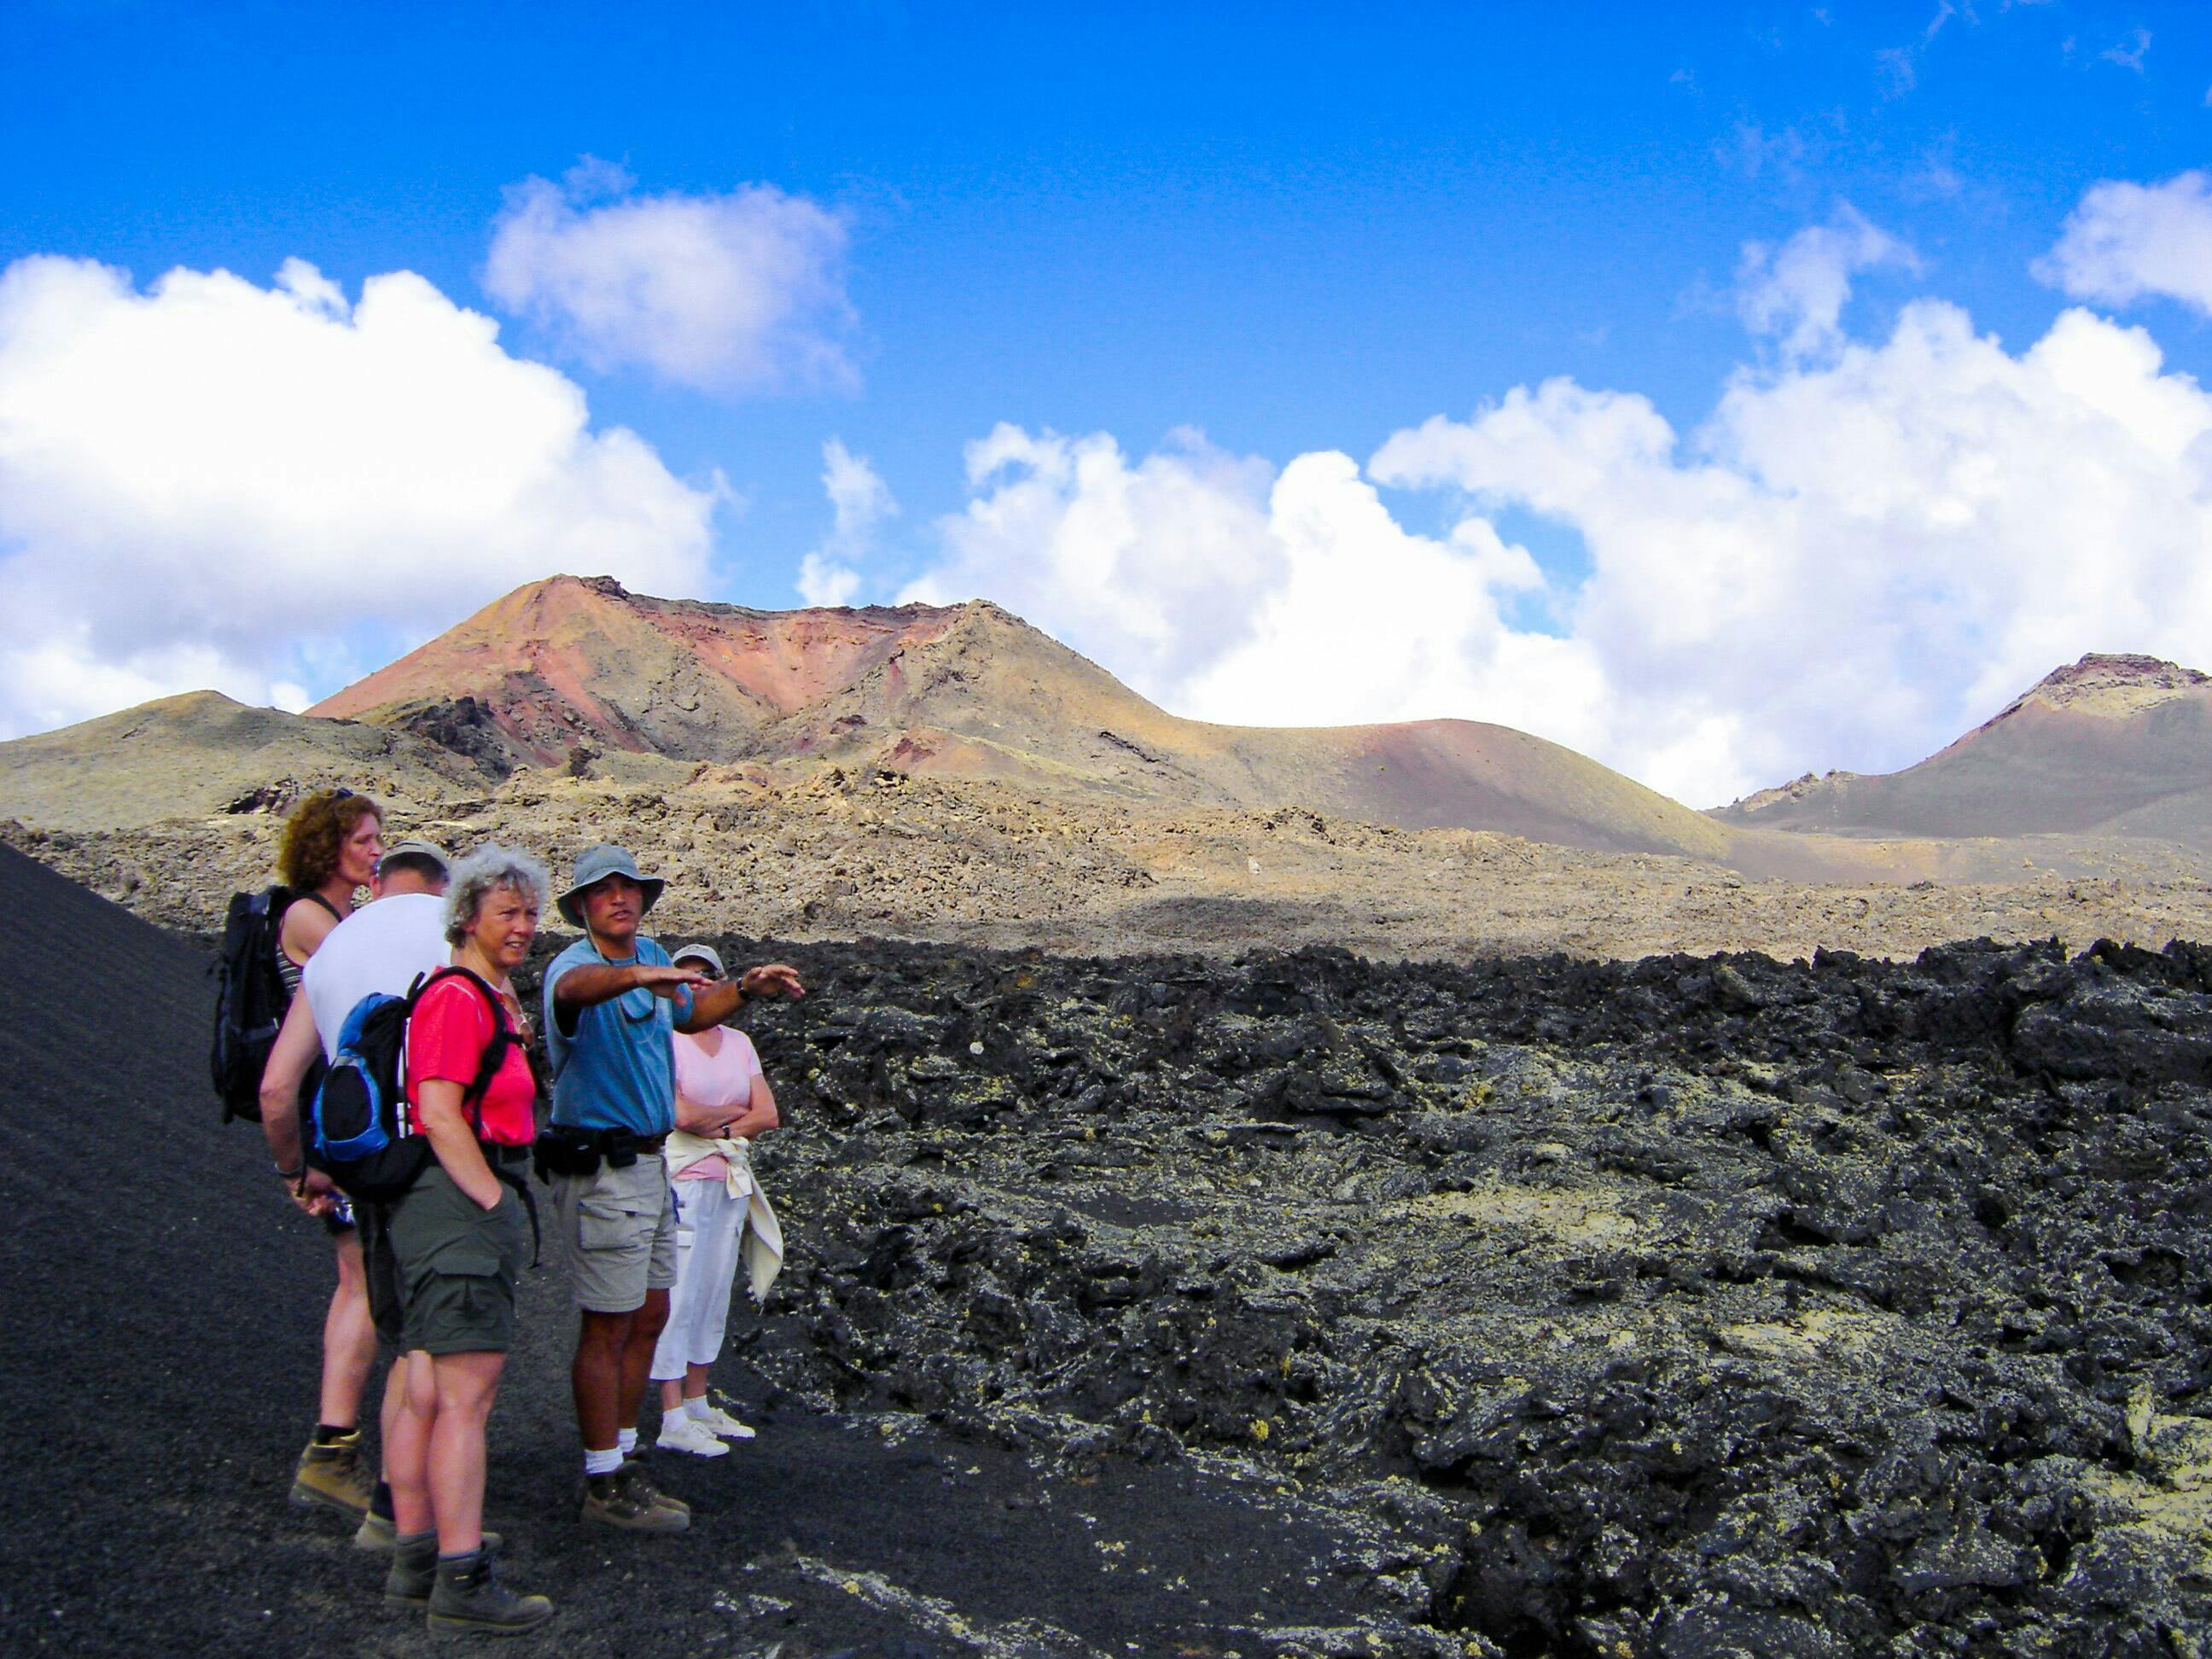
[4,2,2211,802]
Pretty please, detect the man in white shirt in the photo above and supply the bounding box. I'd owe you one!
[260,840,451,1559]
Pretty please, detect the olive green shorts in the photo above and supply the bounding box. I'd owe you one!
[387,1161,528,1355]
[551,1158,677,1313]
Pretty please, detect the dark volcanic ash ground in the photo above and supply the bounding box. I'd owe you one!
[7,837,2212,1656]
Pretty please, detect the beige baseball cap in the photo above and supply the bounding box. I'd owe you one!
[377,839,449,876]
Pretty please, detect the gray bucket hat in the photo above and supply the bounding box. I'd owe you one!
[556,843,666,928]
[670,943,725,978]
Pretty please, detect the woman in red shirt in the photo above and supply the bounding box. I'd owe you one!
[382,845,552,1636]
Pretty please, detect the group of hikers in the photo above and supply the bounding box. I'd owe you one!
[238,787,802,1636]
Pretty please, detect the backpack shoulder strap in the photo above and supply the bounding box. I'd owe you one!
[411,967,517,1138]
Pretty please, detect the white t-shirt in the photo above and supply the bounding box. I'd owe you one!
[301,893,452,1062]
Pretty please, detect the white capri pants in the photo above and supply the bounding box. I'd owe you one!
[649,1179,749,1382]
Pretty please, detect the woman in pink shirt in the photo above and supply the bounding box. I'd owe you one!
[652,945,782,1457]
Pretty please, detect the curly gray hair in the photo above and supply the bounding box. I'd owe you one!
[442,843,552,946]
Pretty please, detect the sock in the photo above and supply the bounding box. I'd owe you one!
[313,1423,353,1446]
[370,1480,394,1521]
[688,1398,713,1421]
[394,1529,434,1548]
[438,1550,480,1564]
[617,1427,638,1456]
[585,1446,622,1477]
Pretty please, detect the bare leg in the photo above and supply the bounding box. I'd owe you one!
[659,1377,684,1413]
[617,1289,671,1434]
[426,1350,506,1556]
[389,1351,437,1534]
[379,1354,408,1450]
[320,1231,377,1429]
[573,1309,633,1452]
[684,1362,712,1404]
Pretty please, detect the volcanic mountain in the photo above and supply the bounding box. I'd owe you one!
[1714,654,2212,851]
[305,574,1736,860]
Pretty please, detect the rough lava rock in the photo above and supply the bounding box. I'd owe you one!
[636,932,2212,1656]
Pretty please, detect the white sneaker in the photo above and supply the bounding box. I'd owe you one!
[692,1403,756,1441]
[656,1413,731,1458]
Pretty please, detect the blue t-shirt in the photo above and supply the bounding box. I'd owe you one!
[544,935,696,1136]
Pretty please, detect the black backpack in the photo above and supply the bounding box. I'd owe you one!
[209,885,307,1123]
[309,967,515,1204]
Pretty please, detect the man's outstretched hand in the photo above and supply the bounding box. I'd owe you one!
[741,963,806,1000]
[634,963,711,999]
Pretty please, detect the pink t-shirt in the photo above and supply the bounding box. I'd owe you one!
[671,1027,765,1182]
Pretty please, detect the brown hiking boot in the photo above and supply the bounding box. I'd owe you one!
[354,1508,396,1551]
[581,1465,689,1533]
[426,1549,553,1637]
[290,1431,373,1516]
[617,1456,690,1515]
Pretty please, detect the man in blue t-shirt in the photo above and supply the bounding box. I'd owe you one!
[543,844,802,1532]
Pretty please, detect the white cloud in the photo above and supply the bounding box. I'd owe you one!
[902,292,2212,810]
[1373,300,2212,804]
[795,438,897,608]
[795,552,863,609]
[1737,205,1918,358]
[899,425,1606,752]
[484,159,856,397]
[2100,28,2151,72]
[2037,170,2212,315]
[902,426,1289,695]
[824,436,896,548]
[0,254,719,738]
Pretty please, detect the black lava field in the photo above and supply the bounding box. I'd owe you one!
[6,839,2212,1656]
[709,928,2212,1657]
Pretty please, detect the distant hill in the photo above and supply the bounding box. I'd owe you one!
[11,582,2207,889]
[306,574,1738,861]
[1714,654,2212,851]
[0,690,476,830]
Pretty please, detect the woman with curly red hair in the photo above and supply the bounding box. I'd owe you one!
[270,789,389,1521]
[275,788,386,994]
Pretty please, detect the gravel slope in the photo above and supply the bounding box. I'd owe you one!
[0,845,1405,1658]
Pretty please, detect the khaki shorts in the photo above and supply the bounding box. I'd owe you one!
[387,1162,527,1355]
[553,1157,677,1313]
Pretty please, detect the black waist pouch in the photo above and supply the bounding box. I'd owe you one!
[533,1125,603,1183]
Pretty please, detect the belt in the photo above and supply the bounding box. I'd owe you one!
[546,1126,668,1154]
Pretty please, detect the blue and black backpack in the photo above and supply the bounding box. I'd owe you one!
[310,966,515,1203]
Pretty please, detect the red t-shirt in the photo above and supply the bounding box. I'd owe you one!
[405,975,537,1147]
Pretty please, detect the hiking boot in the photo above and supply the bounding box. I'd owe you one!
[612,1454,691,1514]
[582,1466,689,1533]
[355,1508,396,1551]
[386,1532,506,1601]
[290,1431,373,1516]
[692,1401,756,1441]
[385,1531,439,1605]
[426,1549,553,1637]
[620,1458,690,1516]
[655,1412,731,1458]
